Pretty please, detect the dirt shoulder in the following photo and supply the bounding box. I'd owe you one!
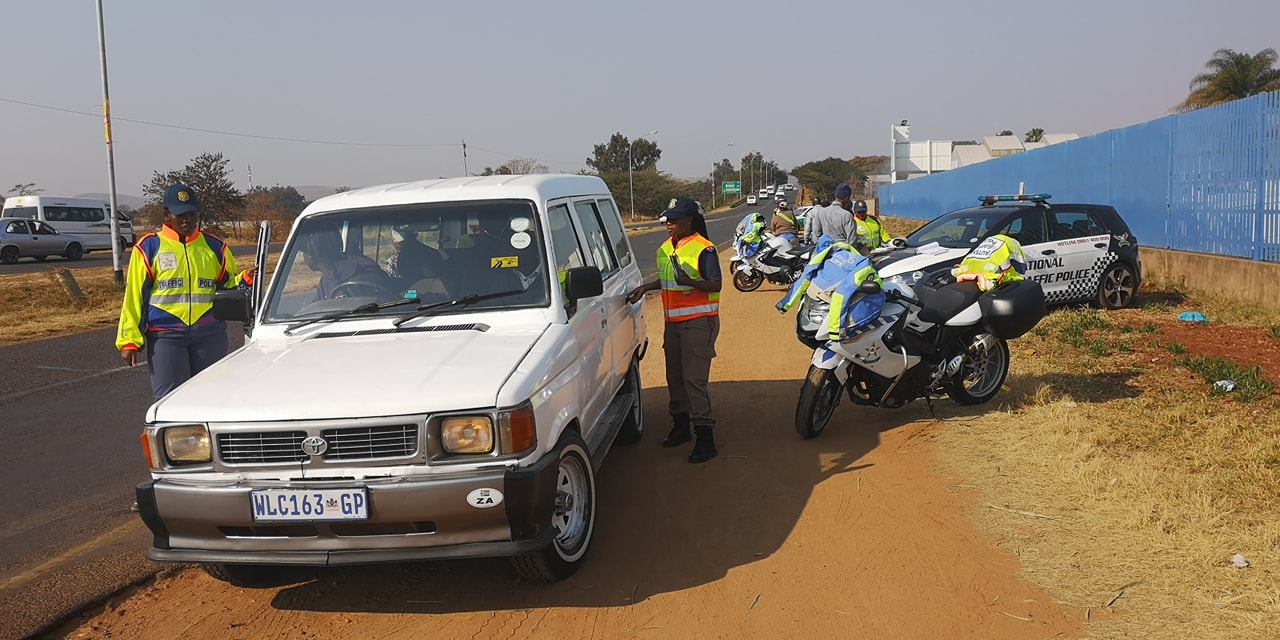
[53,261,1088,640]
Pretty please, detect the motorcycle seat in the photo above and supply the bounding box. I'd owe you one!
[917,280,983,324]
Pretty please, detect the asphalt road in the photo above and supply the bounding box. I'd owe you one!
[0,199,776,640]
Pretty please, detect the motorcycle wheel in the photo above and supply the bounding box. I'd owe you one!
[795,365,842,439]
[946,334,1010,405]
[733,269,764,292]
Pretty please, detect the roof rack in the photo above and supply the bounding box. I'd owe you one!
[978,193,1051,205]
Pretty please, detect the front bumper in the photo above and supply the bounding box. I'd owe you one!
[136,451,559,566]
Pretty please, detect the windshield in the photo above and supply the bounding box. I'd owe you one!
[263,199,549,322]
[905,207,1018,249]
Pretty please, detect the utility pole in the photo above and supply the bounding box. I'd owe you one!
[95,0,123,285]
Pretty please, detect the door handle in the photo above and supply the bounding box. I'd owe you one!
[1041,249,1056,255]
[601,317,608,328]
[1094,243,1106,248]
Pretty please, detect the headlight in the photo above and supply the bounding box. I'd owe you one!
[163,425,211,464]
[804,298,830,325]
[441,416,495,454]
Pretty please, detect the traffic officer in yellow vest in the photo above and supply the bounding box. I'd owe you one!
[116,184,256,400]
[951,234,1027,291]
[626,197,722,463]
[853,200,890,252]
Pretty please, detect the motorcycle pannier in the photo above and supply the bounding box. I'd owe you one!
[979,280,1047,340]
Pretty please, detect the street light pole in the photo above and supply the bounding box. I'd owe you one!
[627,129,658,222]
[95,0,123,285]
[710,142,733,209]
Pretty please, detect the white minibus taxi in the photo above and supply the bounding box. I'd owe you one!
[1,195,135,252]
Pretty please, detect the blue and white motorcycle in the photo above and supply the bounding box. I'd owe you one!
[780,245,1047,439]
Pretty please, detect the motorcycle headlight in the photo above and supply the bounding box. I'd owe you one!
[804,298,830,325]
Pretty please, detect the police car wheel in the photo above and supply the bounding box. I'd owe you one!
[1096,263,1137,309]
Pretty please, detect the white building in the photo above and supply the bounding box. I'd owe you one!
[889,122,1079,182]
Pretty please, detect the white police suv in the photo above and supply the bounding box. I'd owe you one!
[875,194,1141,309]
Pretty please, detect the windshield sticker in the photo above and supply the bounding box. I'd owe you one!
[510,217,531,232]
[158,252,178,271]
[509,232,532,250]
[491,256,519,268]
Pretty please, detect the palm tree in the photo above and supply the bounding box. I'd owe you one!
[1024,128,1045,143]
[1177,48,1280,112]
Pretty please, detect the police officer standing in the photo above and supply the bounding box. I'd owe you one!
[853,200,891,251]
[116,184,256,400]
[805,182,857,244]
[626,197,722,463]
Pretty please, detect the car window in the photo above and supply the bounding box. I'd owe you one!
[594,199,632,268]
[547,203,586,292]
[31,221,56,235]
[5,220,28,234]
[4,207,36,220]
[572,200,618,278]
[996,209,1048,245]
[907,208,1011,248]
[1050,209,1108,241]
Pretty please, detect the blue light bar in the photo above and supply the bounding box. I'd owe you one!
[978,193,1051,205]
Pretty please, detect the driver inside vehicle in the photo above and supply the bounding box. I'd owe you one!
[300,228,397,301]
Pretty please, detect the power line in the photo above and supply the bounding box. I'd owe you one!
[0,97,460,148]
[1,96,588,171]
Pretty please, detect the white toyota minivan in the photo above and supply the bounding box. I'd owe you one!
[134,174,648,586]
[1,195,135,251]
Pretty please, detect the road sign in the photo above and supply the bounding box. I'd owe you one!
[721,181,741,195]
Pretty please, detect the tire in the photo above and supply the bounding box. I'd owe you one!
[946,334,1010,405]
[0,246,18,264]
[511,432,596,581]
[64,243,84,261]
[614,360,644,445]
[795,365,842,439]
[733,269,764,292]
[200,563,285,588]
[1096,262,1137,309]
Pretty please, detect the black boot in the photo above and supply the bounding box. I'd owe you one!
[688,426,717,463]
[662,414,692,448]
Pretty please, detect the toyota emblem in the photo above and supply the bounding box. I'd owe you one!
[301,436,328,456]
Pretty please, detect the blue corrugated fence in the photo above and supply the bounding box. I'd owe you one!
[880,91,1280,261]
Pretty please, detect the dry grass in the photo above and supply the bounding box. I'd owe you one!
[0,253,268,345]
[932,299,1280,639]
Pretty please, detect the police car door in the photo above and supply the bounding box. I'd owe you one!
[995,208,1058,296]
[1043,208,1113,304]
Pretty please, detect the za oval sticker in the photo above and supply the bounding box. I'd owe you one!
[467,488,504,508]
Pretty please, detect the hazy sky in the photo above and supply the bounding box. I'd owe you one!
[3,0,1277,199]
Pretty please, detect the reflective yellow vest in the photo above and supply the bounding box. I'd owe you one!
[657,233,719,322]
[856,216,891,249]
[951,234,1026,291]
[116,225,250,350]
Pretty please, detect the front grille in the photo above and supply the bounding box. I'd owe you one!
[218,431,308,464]
[217,424,419,465]
[321,424,418,460]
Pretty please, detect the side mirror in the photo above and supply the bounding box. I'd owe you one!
[212,289,252,322]
[858,279,883,295]
[564,266,603,302]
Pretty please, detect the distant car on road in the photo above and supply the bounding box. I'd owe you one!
[746,195,758,205]
[873,194,1142,309]
[0,218,86,264]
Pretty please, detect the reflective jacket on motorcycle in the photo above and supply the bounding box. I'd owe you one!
[951,234,1027,291]
[777,237,885,341]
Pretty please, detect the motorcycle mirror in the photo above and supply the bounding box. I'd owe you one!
[857,279,883,295]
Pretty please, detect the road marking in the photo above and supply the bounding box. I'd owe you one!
[0,362,145,404]
[0,519,142,591]
[34,366,86,372]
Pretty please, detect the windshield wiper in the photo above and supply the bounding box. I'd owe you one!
[391,287,528,329]
[284,297,420,335]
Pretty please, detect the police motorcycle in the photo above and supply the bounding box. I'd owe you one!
[730,212,812,292]
[778,235,1047,440]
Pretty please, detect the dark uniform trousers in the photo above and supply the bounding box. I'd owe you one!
[663,315,720,428]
